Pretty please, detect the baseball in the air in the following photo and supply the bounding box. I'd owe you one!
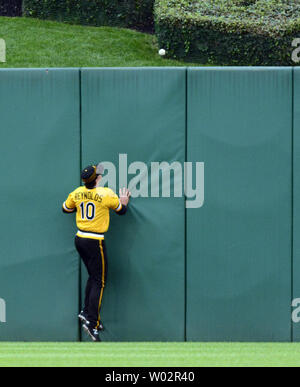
[159,49,166,56]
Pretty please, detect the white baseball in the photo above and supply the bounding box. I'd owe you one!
[159,49,166,56]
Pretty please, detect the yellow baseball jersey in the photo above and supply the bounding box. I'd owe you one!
[63,186,122,240]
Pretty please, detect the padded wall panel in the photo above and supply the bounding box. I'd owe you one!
[0,69,80,341]
[293,68,300,341]
[81,68,186,341]
[187,68,292,341]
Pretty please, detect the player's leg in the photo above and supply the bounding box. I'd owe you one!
[78,277,92,324]
[85,239,106,331]
[75,236,102,342]
[96,240,108,330]
[83,276,92,315]
[75,236,91,321]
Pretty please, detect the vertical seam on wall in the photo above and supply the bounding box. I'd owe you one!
[292,67,295,343]
[79,68,83,342]
[184,68,188,343]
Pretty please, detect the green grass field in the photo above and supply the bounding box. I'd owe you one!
[1,343,300,367]
[0,17,198,68]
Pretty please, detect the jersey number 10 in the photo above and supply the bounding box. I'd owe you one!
[80,202,96,220]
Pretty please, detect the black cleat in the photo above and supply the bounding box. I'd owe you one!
[83,324,101,342]
[78,311,88,324]
[79,311,105,331]
[98,321,105,331]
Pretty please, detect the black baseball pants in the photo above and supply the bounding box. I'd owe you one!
[75,236,108,330]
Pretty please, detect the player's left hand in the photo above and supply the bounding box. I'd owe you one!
[119,188,131,206]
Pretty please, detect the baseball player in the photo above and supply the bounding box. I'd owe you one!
[62,163,130,342]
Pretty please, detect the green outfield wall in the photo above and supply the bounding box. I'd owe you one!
[187,68,292,342]
[0,69,80,341]
[0,67,299,342]
[81,68,186,341]
[293,68,300,342]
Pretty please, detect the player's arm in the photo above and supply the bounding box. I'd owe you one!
[62,192,76,214]
[103,188,130,216]
[117,188,131,216]
[114,200,127,215]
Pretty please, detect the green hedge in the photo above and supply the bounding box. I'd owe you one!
[23,0,154,32]
[0,0,22,16]
[155,0,300,65]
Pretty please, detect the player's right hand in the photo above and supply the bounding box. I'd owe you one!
[119,188,131,206]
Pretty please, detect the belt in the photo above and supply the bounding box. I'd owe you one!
[77,230,104,240]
